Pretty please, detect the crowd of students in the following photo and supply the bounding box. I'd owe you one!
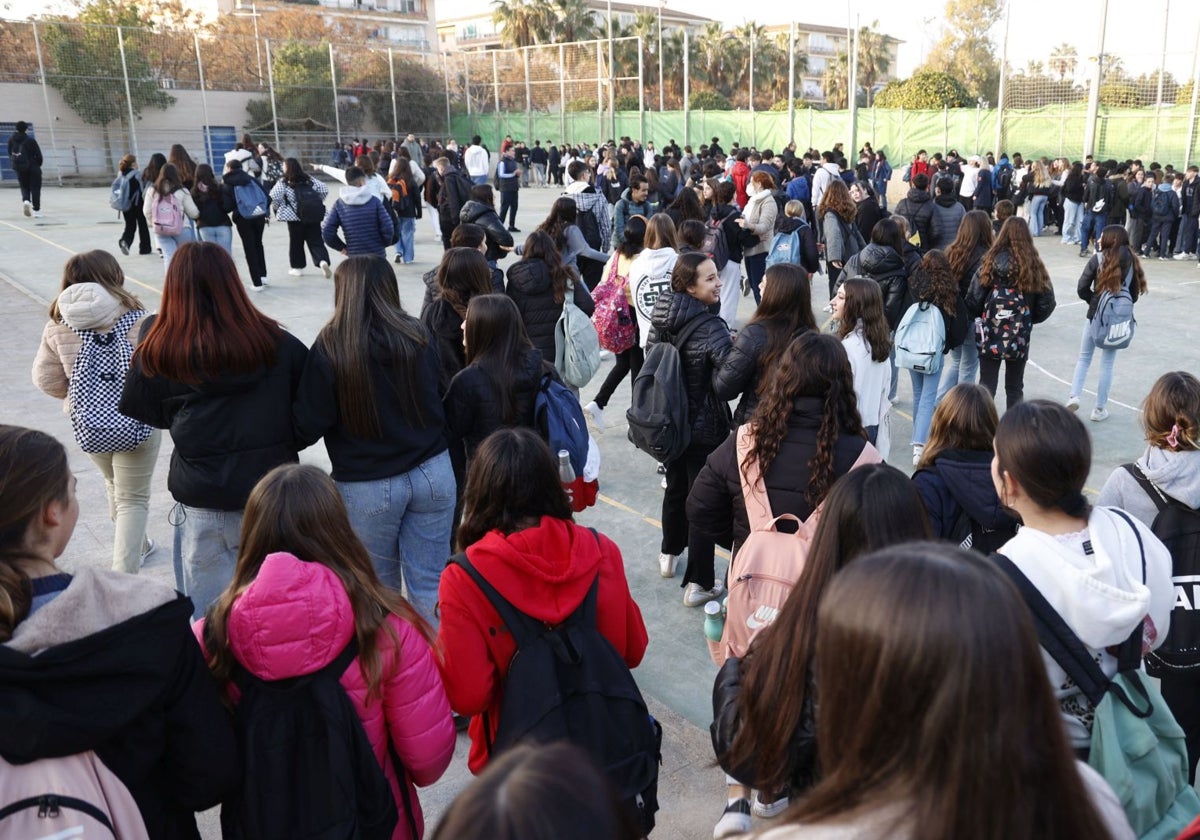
[7,129,1200,840]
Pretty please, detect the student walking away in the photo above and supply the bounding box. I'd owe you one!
[495,147,521,231]
[707,179,750,327]
[506,230,595,367]
[32,251,161,574]
[0,425,237,840]
[530,140,549,187]
[1067,225,1146,422]
[892,172,935,251]
[767,200,822,275]
[831,278,892,454]
[196,464,455,840]
[871,151,893,211]
[937,210,994,401]
[191,163,235,257]
[222,157,271,289]
[613,175,654,250]
[7,120,43,217]
[927,176,967,251]
[838,216,910,331]
[564,160,613,252]
[436,429,654,832]
[1061,161,1086,245]
[119,242,307,619]
[964,217,1056,409]
[711,466,930,837]
[1098,371,1200,781]
[911,383,1018,552]
[434,156,475,249]
[387,153,423,266]
[746,542,1137,840]
[113,154,152,256]
[294,257,453,625]
[713,264,817,425]
[1125,173,1152,256]
[737,172,779,305]
[629,214,681,347]
[322,166,394,261]
[420,224,489,310]
[464,135,490,185]
[420,247,494,392]
[818,179,865,298]
[144,163,199,273]
[460,185,513,288]
[270,158,332,278]
[1080,164,1112,257]
[809,150,840,213]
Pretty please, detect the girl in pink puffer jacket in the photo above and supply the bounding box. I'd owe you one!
[196,463,456,840]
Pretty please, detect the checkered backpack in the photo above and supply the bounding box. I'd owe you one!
[67,310,152,453]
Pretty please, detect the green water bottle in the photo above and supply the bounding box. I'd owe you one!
[703,599,724,643]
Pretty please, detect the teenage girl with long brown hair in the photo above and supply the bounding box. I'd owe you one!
[937,209,994,400]
[817,178,863,297]
[831,277,892,453]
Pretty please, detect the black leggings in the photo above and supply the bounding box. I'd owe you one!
[593,343,644,408]
[978,356,1027,409]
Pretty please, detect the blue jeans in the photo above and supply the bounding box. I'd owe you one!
[1061,199,1082,244]
[744,251,767,304]
[1081,210,1105,252]
[936,339,980,402]
[1069,321,1118,409]
[470,174,488,185]
[156,226,195,273]
[910,368,940,446]
[1175,216,1198,255]
[172,503,243,620]
[337,450,456,627]
[396,216,416,263]
[197,224,233,256]
[1028,194,1048,236]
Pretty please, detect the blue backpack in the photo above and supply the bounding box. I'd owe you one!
[535,373,589,475]
[765,225,805,269]
[109,171,134,212]
[893,300,946,375]
[234,180,269,219]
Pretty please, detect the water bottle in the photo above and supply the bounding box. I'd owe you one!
[558,449,575,505]
[703,599,724,643]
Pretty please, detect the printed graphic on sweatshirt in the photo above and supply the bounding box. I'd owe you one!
[633,272,672,323]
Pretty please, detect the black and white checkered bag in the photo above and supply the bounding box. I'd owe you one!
[67,310,152,453]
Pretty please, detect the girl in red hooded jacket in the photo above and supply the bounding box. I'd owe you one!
[436,427,648,774]
[197,463,455,840]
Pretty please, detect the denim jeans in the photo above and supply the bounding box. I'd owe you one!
[1028,194,1048,236]
[1061,199,1081,244]
[936,339,980,402]
[910,368,940,446]
[1176,216,1198,256]
[337,450,456,627]
[156,226,195,272]
[197,224,233,256]
[86,430,161,574]
[744,251,767,305]
[1069,321,1118,409]
[396,216,416,263]
[172,503,243,620]
[470,174,488,186]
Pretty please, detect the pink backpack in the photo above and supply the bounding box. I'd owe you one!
[151,190,184,237]
[591,256,637,353]
[0,752,150,838]
[710,426,882,666]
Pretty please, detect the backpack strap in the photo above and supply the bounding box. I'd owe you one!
[735,424,774,530]
[670,313,716,351]
[1122,462,1173,513]
[230,636,360,693]
[449,553,545,649]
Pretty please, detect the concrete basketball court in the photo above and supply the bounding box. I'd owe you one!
[2,180,1197,836]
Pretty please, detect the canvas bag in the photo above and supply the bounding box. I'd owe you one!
[67,310,153,454]
[591,256,637,353]
[765,226,803,270]
[978,280,1032,360]
[0,752,150,839]
[702,218,731,270]
[234,180,269,219]
[554,280,602,387]
[151,190,184,236]
[1090,264,1136,351]
[893,300,947,376]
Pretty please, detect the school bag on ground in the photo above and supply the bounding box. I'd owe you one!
[1123,463,1200,677]
[0,752,150,839]
[713,428,881,667]
[978,280,1032,360]
[234,180,269,219]
[449,553,662,835]
[535,372,589,476]
[292,180,327,224]
[702,218,731,270]
[591,257,637,353]
[151,191,184,236]
[218,637,413,840]
[893,300,946,376]
[626,315,715,464]
[995,515,1200,840]
[109,171,134,213]
[1090,265,1136,350]
[765,226,803,270]
[67,310,152,454]
[554,281,602,388]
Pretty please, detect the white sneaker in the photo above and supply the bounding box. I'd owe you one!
[250,284,265,293]
[661,475,668,490]
[658,553,678,578]
[1174,252,1190,260]
[22,200,31,217]
[1066,395,1080,411]
[599,349,613,360]
[139,537,156,568]
[912,444,925,466]
[260,278,270,287]
[1090,407,1110,422]
[288,268,303,277]
[683,580,725,607]
[32,211,43,218]
[714,799,752,839]
[320,260,332,278]
[752,791,790,819]
[583,400,604,428]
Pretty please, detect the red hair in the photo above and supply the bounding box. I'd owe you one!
[136,241,282,384]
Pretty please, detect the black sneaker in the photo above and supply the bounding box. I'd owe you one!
[118,239,129,255]
[507,226,521,232]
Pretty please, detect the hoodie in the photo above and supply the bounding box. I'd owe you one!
[322,183,393,258]
[436,517,648,773]
[839,243,909,329]
[0,567,237,840]
[629,246,680,347]
[893,188,934,249]
[999,507,1173,748]
[911,449,1019,541]
[1150,181,1181,222]
[1097,448,1200,530]
[927,192,966,250]
[565,180,613,249]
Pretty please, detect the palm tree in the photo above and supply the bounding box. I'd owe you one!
[769,32,808,103]
[1024,59,1046,77]
[630,11,660,105]
[855,22,890,107]
[822,50,849,109]
[492,0,539,47]
[696,21,733,95]
[734,21,770,109]
[1048,43,1077,82]
[550,0,596,43]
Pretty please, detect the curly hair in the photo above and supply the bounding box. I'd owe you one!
[912,250,960,315]
[978,217,1051,294]
[817,179,857,225]
[745,332,866,508]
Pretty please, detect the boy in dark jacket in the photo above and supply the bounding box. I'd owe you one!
[321,166,393,259]
[433,157,474,249]
[1146,180,1181,259]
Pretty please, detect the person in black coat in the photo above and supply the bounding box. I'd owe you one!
[220,158,269,287]
[852,181,884,243]
[505,231,594,368]
[459,185,513,287]
[838,217,910,331]
[116,153,153,255]
[419,247,495,393]
[772,201,822,275]
[434,157,474,249]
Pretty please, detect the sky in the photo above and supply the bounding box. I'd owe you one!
[5,0,1199,82]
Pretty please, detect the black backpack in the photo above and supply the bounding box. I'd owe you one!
[946,505,1017,555]
[451,553,662,834]
[219,637,414,840]
[1124,463,1200,675]
[292,180,327,224]
[577,205,603,250]
[626,315,714,464]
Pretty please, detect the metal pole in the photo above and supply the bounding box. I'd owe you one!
[524,47,533,147]
[194,34,213,164]
[251,2,263,88]
[657,0,664,112]
[442,52,453,137]
[31,22,63,185]
[787,22,796,144]
[388,48,399,141]
[848,17,859,160]
[683,29,690,148]
[265,39,280,150]
[749,33,755,147]
[607,0,615,140]
[1152,0,1170,160]
[899,105,905,161]
[1186,18,1200,168]
[994,0,1011,155]
[975,103,981,153]
[637,37,645,143]
[559,43,566,144]
[1083,0,1109,157]
[116,26,139,160]
[492,50,500,148]
[596,41,604,144]
[463,53,471,116]
[329,43,342,144]
[942,105,949,152]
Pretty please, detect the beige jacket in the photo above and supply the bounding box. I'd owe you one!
[741,188,778,257]
[142,184,200,224]
[32,282,149,411]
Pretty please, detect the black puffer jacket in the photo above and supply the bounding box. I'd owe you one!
[713,322,811,424]
[912,448,1019,545]
[505,258,596,365]
[442,346,550,462]
[840,242,910,329]
[686,396,872,550]
[419,296,467,393]
[459,200,513,262]
[893,188,933,249]
[928,193,966,251]
[647,291,733,449]
[954,244,988,297]
[963,250,1057,332]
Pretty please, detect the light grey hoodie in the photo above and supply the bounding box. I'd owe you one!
[337,182,375,206]
[1097,447,1200,528]
[999,506,1173,749]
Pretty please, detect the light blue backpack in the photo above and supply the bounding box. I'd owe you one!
[893,300,945,376]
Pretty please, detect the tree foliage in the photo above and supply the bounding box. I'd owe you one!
[873,71,973,109]
[919,0,1001,102]
[688,90,731,110]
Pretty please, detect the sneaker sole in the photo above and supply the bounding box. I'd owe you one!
[752,797,790,819]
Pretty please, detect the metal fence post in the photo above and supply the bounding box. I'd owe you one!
[637,38,645,143]
[194,33,213,164]
[524,47,532,145]
[492,50,500,147]
[1186,20,1200,168]
[559,43,566,142]
[388,48,399,140]
[787,22,796,144]
[749,35,755,147]
[463,53,471,116]
[683,29,690,148]
[994,0,1010,156]
[596,40,603,142]
[116,26,139,159]
[265,39,280,150]
[1083,0,1108,157]
[442,52,453,137]
[30,21,64,185]
[942,105,949,152]
[329,43,342,144]
[898,106,905,161]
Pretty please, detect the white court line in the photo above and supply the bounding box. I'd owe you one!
[1026,359,1142,413]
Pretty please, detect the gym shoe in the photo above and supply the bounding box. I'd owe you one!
[22,200,31,217]
[250,284,265,293]
[32,211,42,218]
[139,537,155,567]
[583,400,605,428]
[288,268,303,276]
[394,253,403,263]
[118,238,130,255]
[658,553,678,578]
[752,790,790,819]
[714,799,752,839]
[661,475,668,490]
[683,581,725,608]
[320,260,332,278]
[1174,252,1190,260]
[912,443,924,466]
[1090,407,1110,422]
[1066,395,1080,411]
[741,276,750,297]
